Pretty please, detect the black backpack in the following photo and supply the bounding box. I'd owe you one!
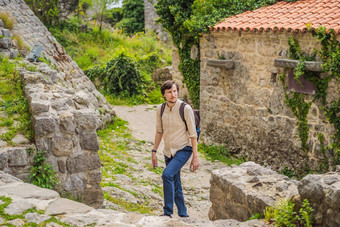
[160,102,200,141]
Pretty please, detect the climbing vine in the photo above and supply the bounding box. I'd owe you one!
[280,27,340,171]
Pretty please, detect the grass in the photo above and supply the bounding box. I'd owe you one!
[0,56,34,144]
[103,192,153,214]
[0,12,15,30]
[198,143,246,166]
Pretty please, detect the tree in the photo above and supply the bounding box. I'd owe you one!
[117,0,144,34]
[91,0,118,30]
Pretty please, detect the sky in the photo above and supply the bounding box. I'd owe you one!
[108,0,123,9]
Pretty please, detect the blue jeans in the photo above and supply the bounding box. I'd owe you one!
[162,146,192,216]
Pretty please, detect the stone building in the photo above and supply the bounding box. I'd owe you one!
[200,0,340,172]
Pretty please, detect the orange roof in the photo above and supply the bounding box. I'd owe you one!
[211,0,340,33]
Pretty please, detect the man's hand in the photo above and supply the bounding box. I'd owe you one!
[152,152,158,169]
[190,155,199,172]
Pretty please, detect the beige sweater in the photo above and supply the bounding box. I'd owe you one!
[156,99,197,158]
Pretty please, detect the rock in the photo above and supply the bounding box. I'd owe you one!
[45,198,94,215]
[103,186,139,204]
[7,218,25,227]
[0,182,60,200]
[79,132,100,151]
[51,136,74,157]
[0,37,11,48]
[1,28,10,37]
[5,200,34,215]
[66,154,101,174]
[25,212,51,223]
[30,100,50,115]
[46,223,63,227]
[33,117,56,136]
[11,134,29,144]
[8,148,28,166]
[298,173,340,226]
[209,162,299,221]
[152,66,172,86]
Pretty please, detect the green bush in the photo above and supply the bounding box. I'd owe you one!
[264,199,314,227]
[198,143,245,165]
[85,53,145,96]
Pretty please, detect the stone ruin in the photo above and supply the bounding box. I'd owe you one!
[209,162,340,227]
[0,0,115,208]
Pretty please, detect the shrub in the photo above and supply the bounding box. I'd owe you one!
[85,53,145,96]
[264,199,314,227]
[0,12,15,30]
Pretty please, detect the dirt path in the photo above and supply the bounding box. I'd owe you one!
[111,104,226,220]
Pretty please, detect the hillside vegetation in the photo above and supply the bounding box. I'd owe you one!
[49,17,172,105]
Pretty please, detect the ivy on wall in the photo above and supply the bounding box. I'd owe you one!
[280,27,339,172]
[155,0,299,108]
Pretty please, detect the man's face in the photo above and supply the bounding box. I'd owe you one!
[163,84,178,103]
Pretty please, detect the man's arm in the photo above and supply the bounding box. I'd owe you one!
[190,137,199,172]
[152,131,163,169]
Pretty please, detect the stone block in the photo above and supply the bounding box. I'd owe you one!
[0,37,12,48]
[8,148,28,167]
[74,110,97,131]
[59,112,75,134]
[34,117,56,137]
[86,170,102,187]
[1,28,10,37]
[30,100,50,115]
[79,132,99,152]
[57,159,66,173]
[65,173,86,191]
[0,19,4,27]
[51,136,73,157]
[0,150,8,170]
[66,154,101,174]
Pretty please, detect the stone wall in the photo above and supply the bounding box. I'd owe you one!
[209,162,299,221]
[0,0,115,208]
[200,31,339,172]
[144,0,171,43]
[209,162,340,227]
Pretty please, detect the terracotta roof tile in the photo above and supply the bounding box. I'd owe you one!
[212,0,340,34]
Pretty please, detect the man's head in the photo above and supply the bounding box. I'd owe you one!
[161,80,179,104]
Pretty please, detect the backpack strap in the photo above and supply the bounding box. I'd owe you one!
[179,102,188,131]
[160,102,166,118]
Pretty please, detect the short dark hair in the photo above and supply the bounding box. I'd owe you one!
[160,80,179,96]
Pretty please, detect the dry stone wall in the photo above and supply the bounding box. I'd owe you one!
[209,162,299,221]
[200,31,339,172]
[209,161,340,227]
[0,0,115,208]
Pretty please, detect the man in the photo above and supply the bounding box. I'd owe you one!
[152,80,199,218]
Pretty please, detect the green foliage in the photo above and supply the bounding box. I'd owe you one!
[198,143,246,165]
[0,56,34,142]
[0,12,15,30]
[155,0,293,108]
[249,213,264,220]
[117,0,144,34]
[85,53,145,96]
[281,28,340,172]
[265,199,313,227]
[29,150,58,189]
[24,0,60,25]
[95,7,123,26]
[279,166,296,179]
[299,199,313,227]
